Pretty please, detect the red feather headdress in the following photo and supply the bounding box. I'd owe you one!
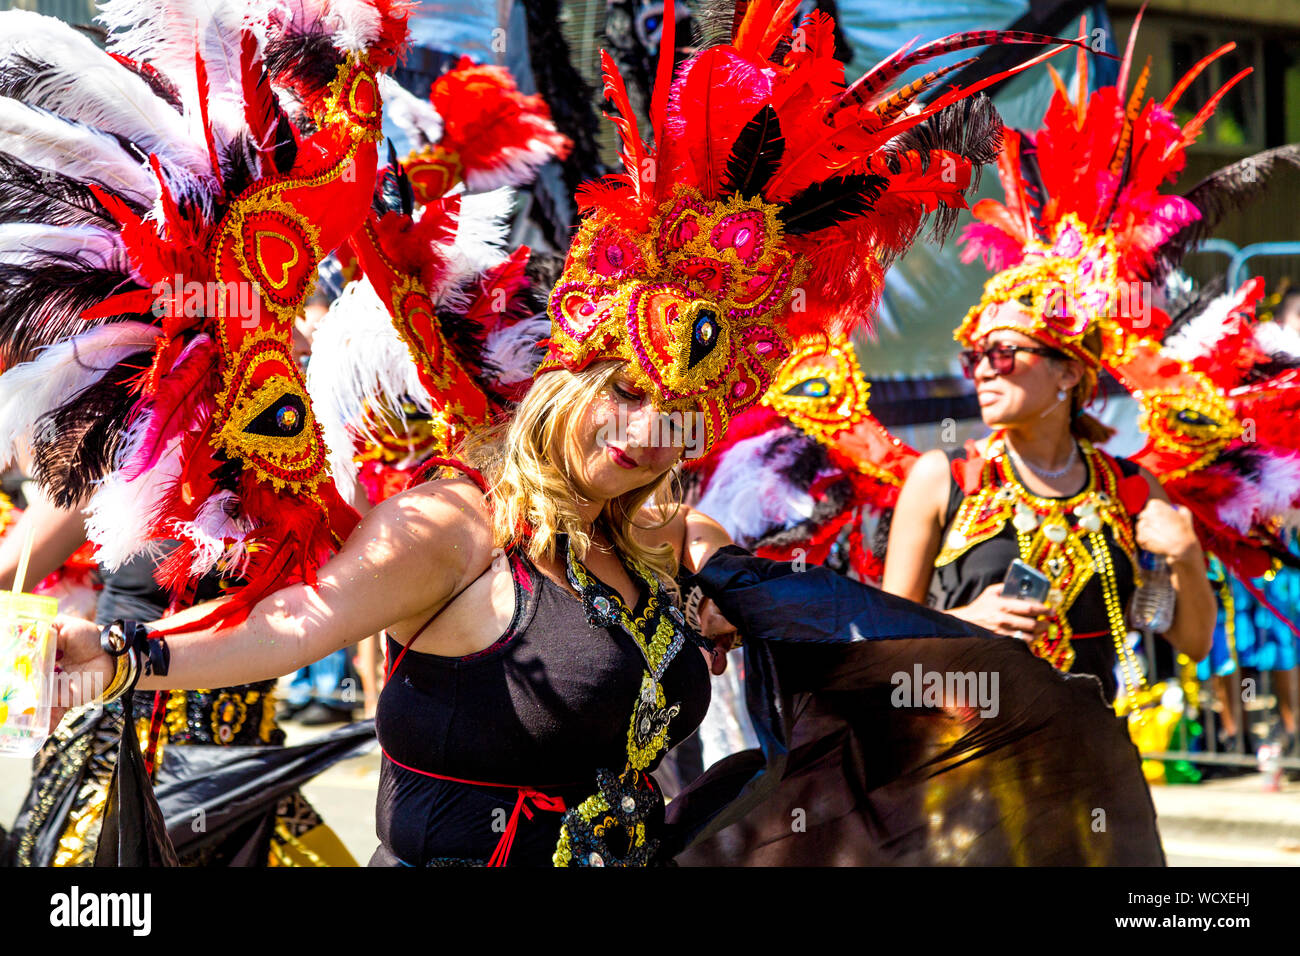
[307,60,568,503]
[0,0,412,630]
[539,0,1092,453]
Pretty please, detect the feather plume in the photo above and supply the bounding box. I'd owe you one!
[378,73,441,149]
[118,335,219,482]
[0,10,214,195]
[0,321,160,463]
[306,277,423,492]
[721,104,784,198]
[0,96,159,208]
[599,50,648,193]
[1159,145,1300,274]
[30,354,146,506]
[694,428,819,543]
[176,489,256,578]
[780,174,887,235]
[0,254,148,367]
[83,414,182,571]
[0,153,122,230]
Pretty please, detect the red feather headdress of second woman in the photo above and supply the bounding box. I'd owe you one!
[956,7,1300,588]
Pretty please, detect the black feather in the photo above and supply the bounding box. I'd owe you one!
[218,131,258,199]
[0,153,131,228]
[435,306,487,378]
[881,95,1004,243]
[689,0,741,46]
[30,353,150,507]
[522,251,566,314]
[1158,145,1300,278]
[388,141,415,217]
[722,105,785,198]
[0,258,147,367]
[779,174,888,235]
[263,29,346,96]
[273,113,299,175]
[373,161,404,217]
[1161,274,1228,341]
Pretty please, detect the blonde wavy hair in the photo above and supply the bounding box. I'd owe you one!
[458,360,685,588]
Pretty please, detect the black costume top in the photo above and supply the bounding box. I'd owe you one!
[372,545,710,866]
[929,442,1143,703]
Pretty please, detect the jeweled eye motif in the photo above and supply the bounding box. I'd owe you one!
[786,376,831,399]
[688,308,720,368]
[246,393,307,437]
[1175,409,1216,427]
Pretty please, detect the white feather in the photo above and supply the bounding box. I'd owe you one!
[324,0,383,54]
[481,315,550,386]
[306,277,430,495]
[432,188,514,301]
[464,142,565,193]
[1213,453,1300,533]
[0,10,214,198]
[1253,320,1300,361]
[0,223,128,271]
[0,322,160,460]
[378,73,442,148]
[174,489,257,578]
[1162,289,1241,363]
[98,0,274,175]
[0,96,158,207]
[84,416,176,571]
[694,430,818,545]
[1251,453,1300,517]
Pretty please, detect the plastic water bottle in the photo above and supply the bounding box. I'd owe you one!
[1258,742,1283,792]
[1127,549,1175,633]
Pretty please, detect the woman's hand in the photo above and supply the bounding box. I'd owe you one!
[696,597,739,675]
[49,616,113,730]
[947,583,1050,640]
[1135,499,1199,564]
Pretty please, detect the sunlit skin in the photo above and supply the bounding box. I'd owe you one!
[46,367,737,728]
[883,301,1214,662]
[574,369,688,498]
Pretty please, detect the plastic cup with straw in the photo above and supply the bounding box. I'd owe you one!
[0,521,61,758]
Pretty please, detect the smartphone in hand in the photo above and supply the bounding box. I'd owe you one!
[1001,559,1050,603]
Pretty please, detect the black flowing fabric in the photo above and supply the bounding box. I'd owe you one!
[90,718,376,866]
[153,720,375,862]
[665,547,1165,866]
[92,692,179,867]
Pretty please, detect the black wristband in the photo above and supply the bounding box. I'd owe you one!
[125,621,168,678]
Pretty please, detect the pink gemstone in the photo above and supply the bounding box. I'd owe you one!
[755,341,773,354]
[734,228,751,246]
[733,381,748,397]
[580,303,595,316]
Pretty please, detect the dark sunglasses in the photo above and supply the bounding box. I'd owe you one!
[959,344,1065,379]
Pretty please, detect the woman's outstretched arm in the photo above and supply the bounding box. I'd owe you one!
[51,478,495,720]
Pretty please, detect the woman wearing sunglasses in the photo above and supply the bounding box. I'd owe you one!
[882,305,1213,705]
[876,32,1263,710]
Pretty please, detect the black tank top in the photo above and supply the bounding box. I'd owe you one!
[930,449,1139,703]
[373,546,711,866]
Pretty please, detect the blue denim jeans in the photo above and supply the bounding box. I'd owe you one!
[286,648,351,707]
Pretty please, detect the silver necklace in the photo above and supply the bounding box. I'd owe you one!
[1006,440,1079,480]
